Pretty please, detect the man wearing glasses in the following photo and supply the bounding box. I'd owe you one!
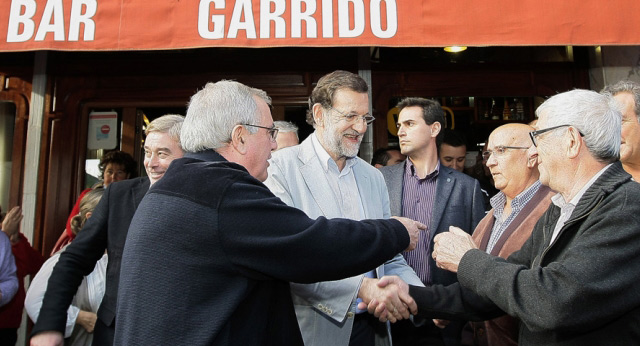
[391,89,640,345]
[463,123,554,346]
[114,80,426,346]
[265,70,423,346]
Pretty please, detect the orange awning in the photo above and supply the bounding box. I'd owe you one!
[1,0,639,52]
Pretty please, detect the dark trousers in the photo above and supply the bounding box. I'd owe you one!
[0,328,18,346]
[93,317,115,346]
[349,313,387,346]
[391,319,463,346]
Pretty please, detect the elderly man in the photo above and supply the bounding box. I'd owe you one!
[379,97,484,346]
[31,114,185,346]
[465,123,554,346]
[274,120,300,150]
[602,80,640,180]
[114,80,424,346]
[265,70,423,346]
[404,89,640,345]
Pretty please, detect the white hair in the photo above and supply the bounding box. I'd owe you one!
[536,89,621,163]
[274,120,298,134]
[181,80,271,152]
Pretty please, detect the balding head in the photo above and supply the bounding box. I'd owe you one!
[485,124,539,199]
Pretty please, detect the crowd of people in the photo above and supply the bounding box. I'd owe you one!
[0,73,638,346]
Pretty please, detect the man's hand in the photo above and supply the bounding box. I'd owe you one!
[1,206,22,244]
[391,216,426,251]
[30,331,64,346]
[357,276,417,323]
[432,226,477,273]
[76,310,97,333]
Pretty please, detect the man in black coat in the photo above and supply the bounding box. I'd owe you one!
[114,80,425,346]
[30,114,185,346]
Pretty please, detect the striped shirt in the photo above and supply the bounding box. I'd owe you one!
[486,180,542,253]
[401,159,439,285]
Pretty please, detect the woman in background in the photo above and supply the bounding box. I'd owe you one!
[26,188,107,346]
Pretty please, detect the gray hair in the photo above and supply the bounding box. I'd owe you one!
[536,89,621,163]
[146,114,185,150]
[274,121,298,134]
[601,80,640,122]
[181,80,271,152]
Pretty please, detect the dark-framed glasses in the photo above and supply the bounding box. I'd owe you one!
[482,145,530,159]
[529,124,584,147]
[329,107,375,125]
[242,124,279,142]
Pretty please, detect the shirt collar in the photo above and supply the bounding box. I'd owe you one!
[491,180,542,218]
[311,132,357,173]
[552,163,612,209]
[405,159,440,180]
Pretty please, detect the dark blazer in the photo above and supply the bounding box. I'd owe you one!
[380,162,485,286]
[114,151,412,346]
[380,161,484,346]
[32,177,149,341]
[411,162,640,346]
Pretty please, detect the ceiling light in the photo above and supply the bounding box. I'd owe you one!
[444,46,467,53]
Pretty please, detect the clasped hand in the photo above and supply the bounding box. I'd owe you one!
[356,276,417,323]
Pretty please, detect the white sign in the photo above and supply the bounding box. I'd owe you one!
[87,111,118,150]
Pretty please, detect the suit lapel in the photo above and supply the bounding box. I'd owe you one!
[354,164,372,218]
[298,138,341,218]
[430,168,455,242]
[388,163,404,217]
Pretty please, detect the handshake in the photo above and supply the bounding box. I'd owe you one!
[356,225,478,324]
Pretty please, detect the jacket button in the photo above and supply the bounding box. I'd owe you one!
[347,312,355,318]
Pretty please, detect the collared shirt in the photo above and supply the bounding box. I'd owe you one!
[401,159,439,284]
[486,181,542,253]
[310,133,365,220]
[311,134,370,314]
[549,163,612,244]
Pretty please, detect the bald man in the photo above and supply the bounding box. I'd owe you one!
[368,124,555,346]
[463,124,555,346]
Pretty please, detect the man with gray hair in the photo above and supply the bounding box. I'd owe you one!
[31,114,185,346]
[114,80,425,346]
[274,120,300,150]
[389,89,640,345]
[602,80,640,180]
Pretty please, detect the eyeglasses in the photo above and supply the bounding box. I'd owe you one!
[242,124,279,142]
[482,146,530,160]
[329,107,375,125]
[529,124,584,147]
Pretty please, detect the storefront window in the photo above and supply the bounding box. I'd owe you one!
[85,109,122,188]
[0,101,16,211]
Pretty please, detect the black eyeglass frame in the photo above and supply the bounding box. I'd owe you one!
[482,145,530,159]
[529,124,584,147]
[242,124,279,141]
[328,106,376,125]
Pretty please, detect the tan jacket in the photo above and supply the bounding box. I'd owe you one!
[469,184,554,346]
